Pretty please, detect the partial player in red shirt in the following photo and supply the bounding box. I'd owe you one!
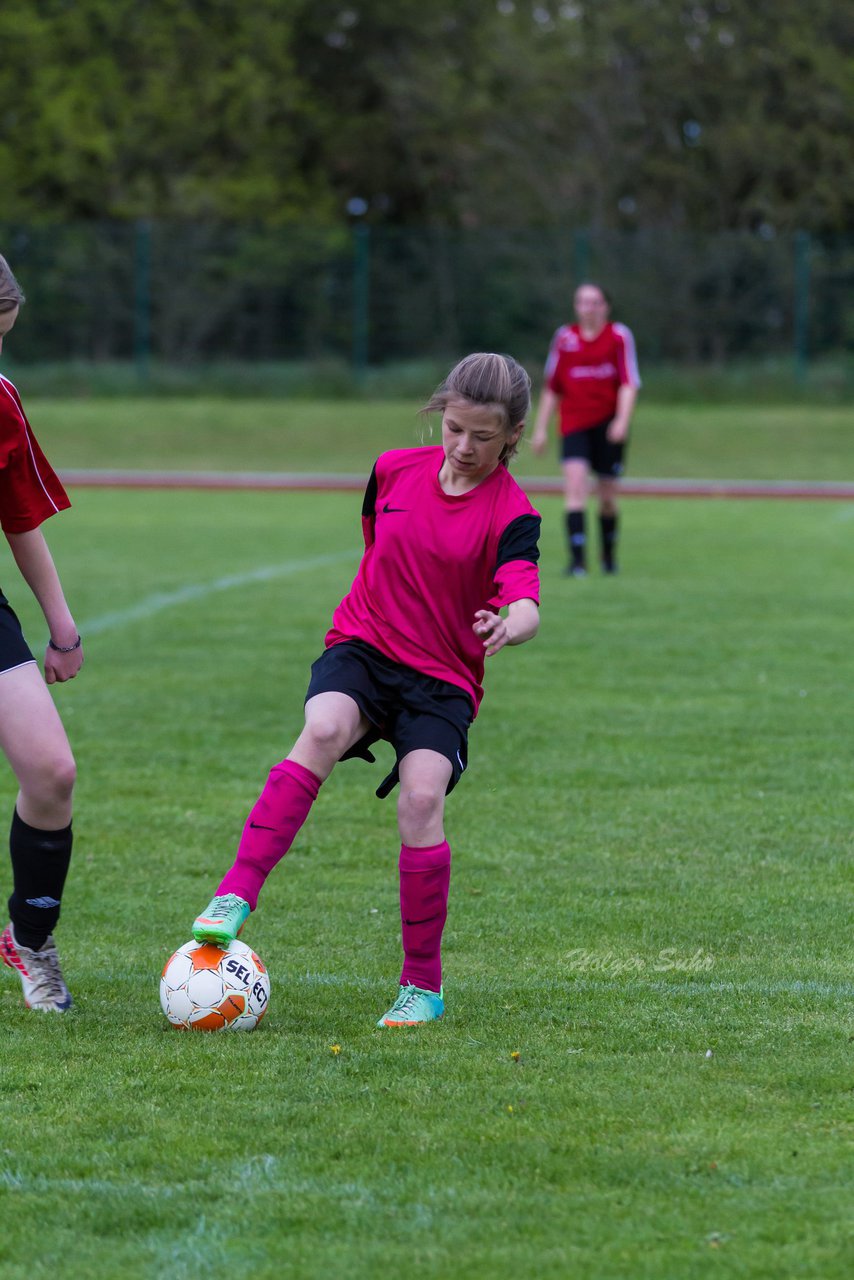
[192,354,541,1027]
[531,282,640,575]
[0,255,84,1013]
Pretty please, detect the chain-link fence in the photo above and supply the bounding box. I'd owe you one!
[1,221,851,375]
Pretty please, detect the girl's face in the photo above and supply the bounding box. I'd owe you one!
[0,306,18,356]
[440,396,521,488]
[574,285,609,332]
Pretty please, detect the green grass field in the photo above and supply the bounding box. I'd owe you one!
[24,395,854,482]
[0,465,851,1277]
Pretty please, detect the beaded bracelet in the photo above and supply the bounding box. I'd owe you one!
[48,635,82,653]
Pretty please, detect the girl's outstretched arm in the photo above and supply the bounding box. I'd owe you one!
[6,528,83,683]
[473,598,539,657]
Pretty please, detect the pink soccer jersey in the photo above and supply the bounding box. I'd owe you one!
[545,321,641,434]
[326,447,541,713]
[0,374,71,534]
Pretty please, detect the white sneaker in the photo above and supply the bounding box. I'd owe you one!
[1,923,73,1011]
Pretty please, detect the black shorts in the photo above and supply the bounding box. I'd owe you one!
[306,640,473,799]
[560,419,627,478]
[0,591,35,675]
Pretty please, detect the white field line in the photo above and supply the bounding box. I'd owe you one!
[80,550,355,638]
[0,1154,388,1208]
[298,972,854,1000]
[0,1165,376,1203]
[97,967,854,999]
[290,971,853,998]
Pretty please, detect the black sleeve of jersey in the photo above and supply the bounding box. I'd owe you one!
[494,514,541,571]
[361,463,379,518]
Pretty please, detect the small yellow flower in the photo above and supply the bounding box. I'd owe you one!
[507,1104,514,1113]
[330,1044,341,1055]
[510,1050,521,1062]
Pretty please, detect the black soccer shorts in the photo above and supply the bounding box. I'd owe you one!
[305,639,473,798]
[0,591,36,675]
[560,418,627,478]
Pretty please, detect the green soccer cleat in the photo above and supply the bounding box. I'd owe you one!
[376,983,445,1027]
[192,893,250,945]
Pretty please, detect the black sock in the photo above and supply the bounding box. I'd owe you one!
[8,809,73,949]
[567,511,586,568]
[600,513,618,568]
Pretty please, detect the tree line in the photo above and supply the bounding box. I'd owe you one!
[1,0,850,235]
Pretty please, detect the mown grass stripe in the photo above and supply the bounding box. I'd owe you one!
[80,550,356,637]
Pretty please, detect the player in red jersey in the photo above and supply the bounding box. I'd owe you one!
[0,255,83,1012]
[193,353,541,1027]
[531,282,640,575]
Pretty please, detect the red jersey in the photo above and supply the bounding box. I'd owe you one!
[326,447,541,714]
[0,374,70,534]
[545,322,641,434]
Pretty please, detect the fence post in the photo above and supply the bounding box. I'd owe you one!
[352,222,370,381]
[134,218,151,384]
[573,227,590,283]
[793,229,810,385]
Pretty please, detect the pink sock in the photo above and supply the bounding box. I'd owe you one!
[217,759,321,909]
[398,840,451,993]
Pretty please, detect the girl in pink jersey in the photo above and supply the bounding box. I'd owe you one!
[0,255,83,1013]
[193,353,541,1027]
[531,282,640,576]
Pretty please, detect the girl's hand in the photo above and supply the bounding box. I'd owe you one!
[44,642,84,685]
[472,609,510,657]
[530,429,547,456]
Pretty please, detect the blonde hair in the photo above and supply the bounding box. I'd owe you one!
[0,255,24,314]
[422,353,531,463]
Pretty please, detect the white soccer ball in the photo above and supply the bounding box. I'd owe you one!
[160,938,270,1031]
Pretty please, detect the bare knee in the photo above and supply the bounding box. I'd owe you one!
[398,786,445,845]
[38,753,76,806]
[19,751,76,825]
[598,483,618,516]
[564,468,588,509]
[301,717,353,763]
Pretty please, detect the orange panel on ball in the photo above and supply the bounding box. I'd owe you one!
[220,994,246,1023]
[190,943,227,971]
[191,1009,227,1030]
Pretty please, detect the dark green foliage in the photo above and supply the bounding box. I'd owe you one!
[0,1,850,233]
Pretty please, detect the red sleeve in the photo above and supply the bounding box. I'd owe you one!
[0,380,71,534]
[544,329,564,394]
